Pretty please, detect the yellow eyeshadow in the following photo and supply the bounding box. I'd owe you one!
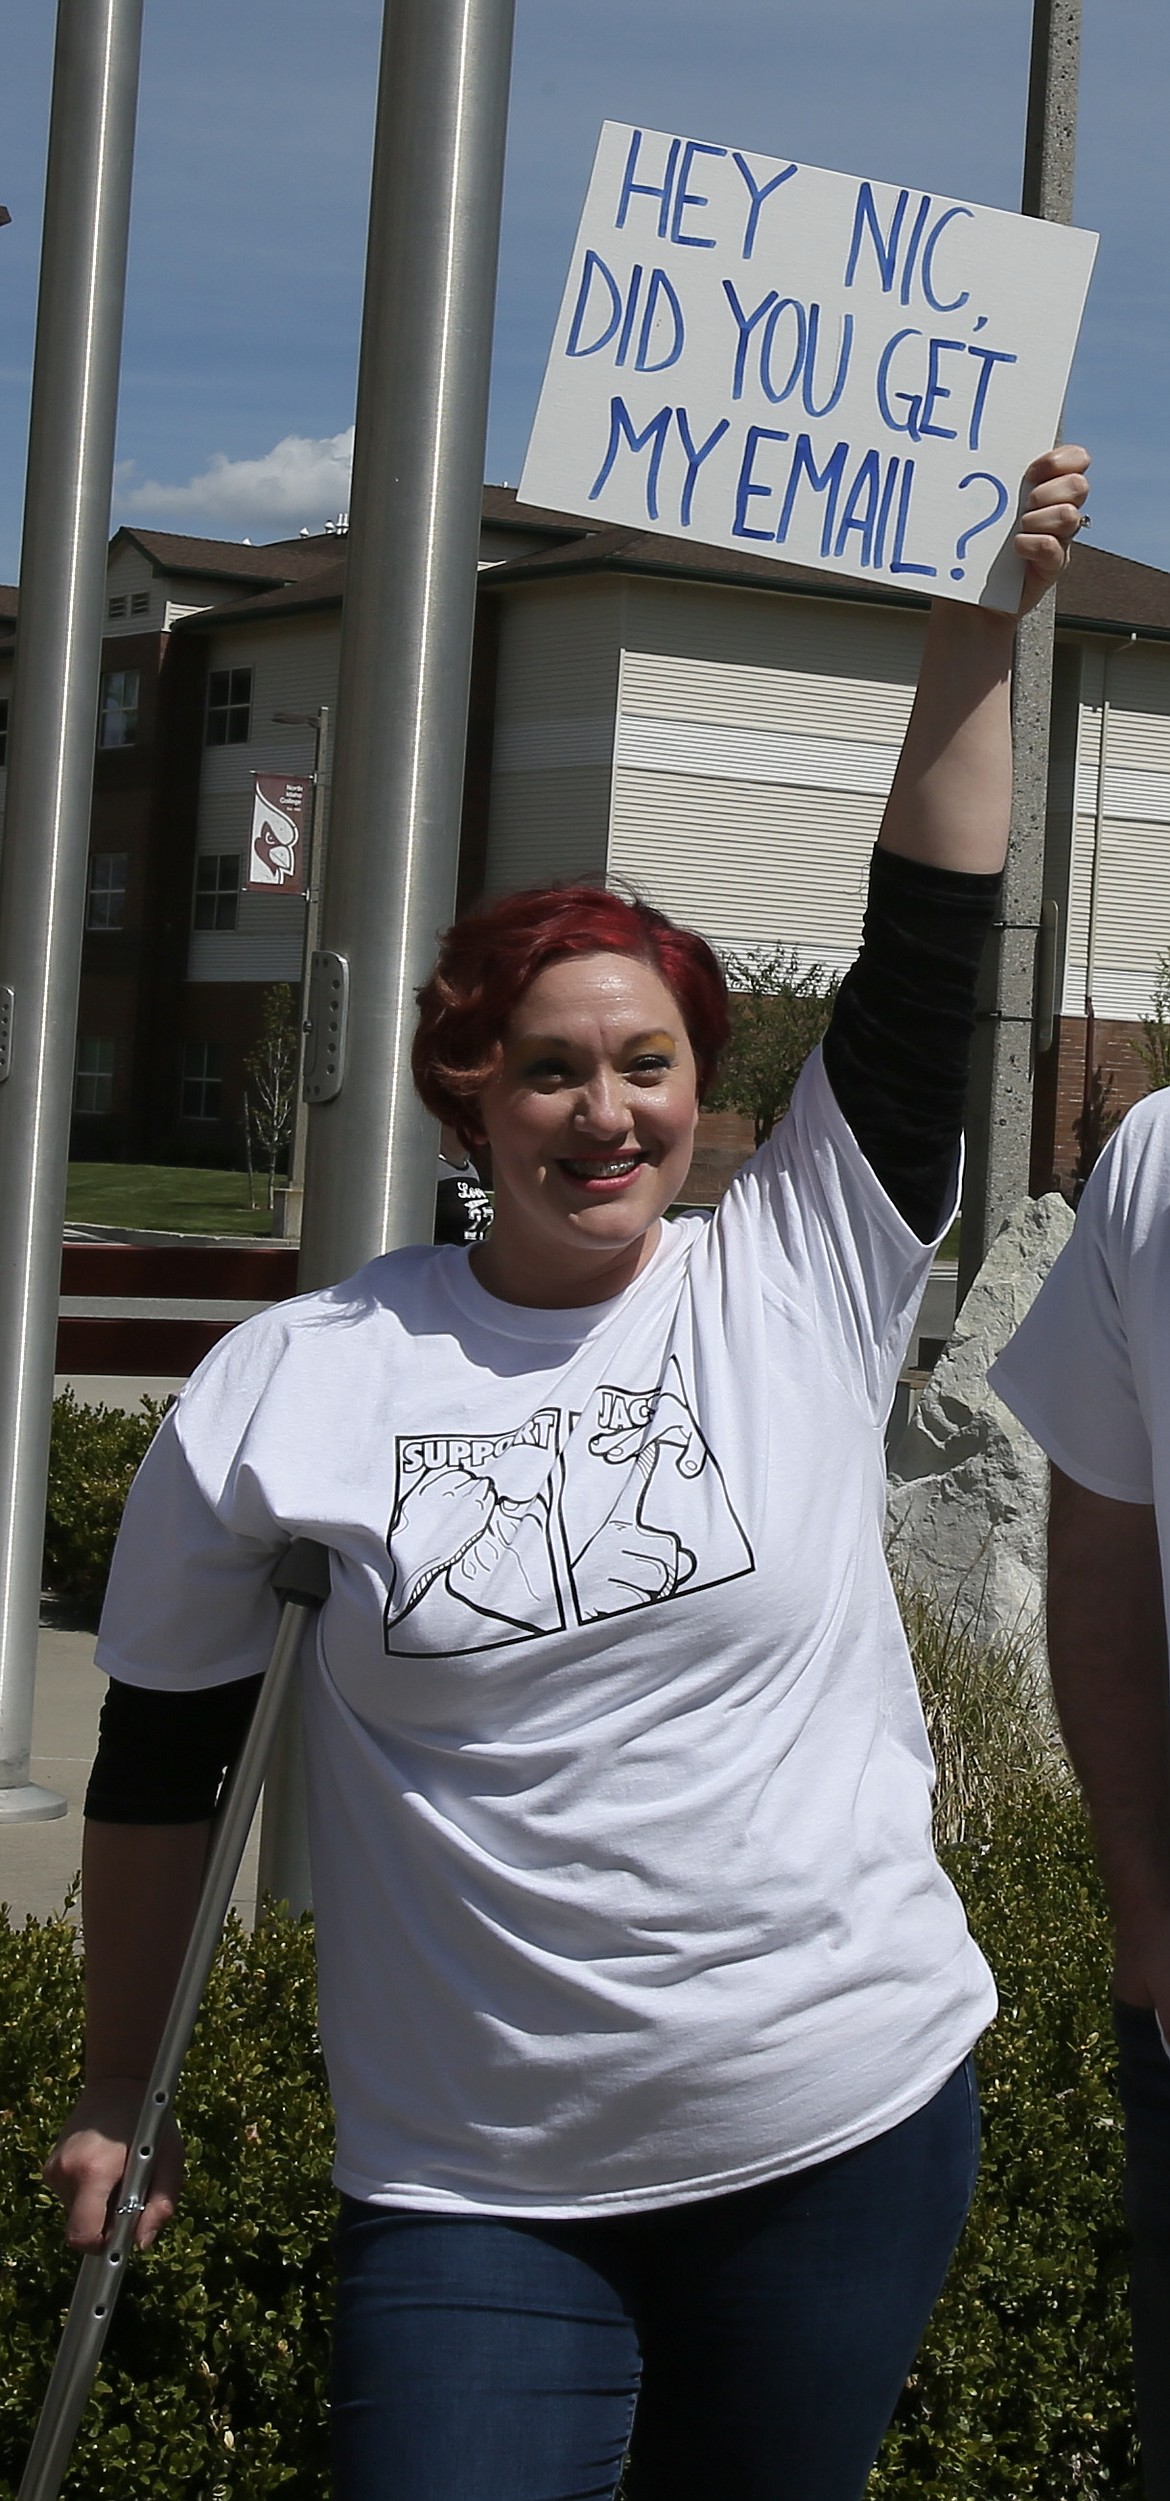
[509,1027,681,1085]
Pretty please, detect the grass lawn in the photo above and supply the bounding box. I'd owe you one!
[66,1162,279,1237]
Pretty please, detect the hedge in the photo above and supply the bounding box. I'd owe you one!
[870,1792,1138,2500]
[42,1392,166,1613]
[0,1906,334,2500]
[0,1784,1141,2499]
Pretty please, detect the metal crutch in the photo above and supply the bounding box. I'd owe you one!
[19,1536,332,2501]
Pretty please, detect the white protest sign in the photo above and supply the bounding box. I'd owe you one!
[519,125,1097,610]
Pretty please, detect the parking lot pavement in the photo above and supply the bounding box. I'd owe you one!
[0,1627,260,1928]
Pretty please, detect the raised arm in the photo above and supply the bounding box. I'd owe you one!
[821,447,1089,1239]
[878,445,1090,875]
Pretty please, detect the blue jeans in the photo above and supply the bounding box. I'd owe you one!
[331,2056,979,2501]
[1114,2001,1170,2500]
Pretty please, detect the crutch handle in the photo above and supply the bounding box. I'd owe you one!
[271,1537,333,1609]
[19,1538,331,2501]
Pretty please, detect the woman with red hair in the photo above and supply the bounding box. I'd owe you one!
[51,452,1088,2500]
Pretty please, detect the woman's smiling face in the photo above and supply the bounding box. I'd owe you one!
[469,951,701,1308]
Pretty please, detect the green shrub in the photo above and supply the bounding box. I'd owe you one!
[42,1392,167,1610]
[902,1578,1067,1848]
[872,1787,1138,2499]
[0,1905,334,2499]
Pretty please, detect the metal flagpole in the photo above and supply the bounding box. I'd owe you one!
[957,0,1082,1301]
[257,0,516,1906]
[0,0,145,1820]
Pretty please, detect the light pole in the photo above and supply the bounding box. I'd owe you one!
[270,706,329,1242]
[255,0,516,1910]
[0,0,144,1822]
[295,0,515,1293]
[957,0,1082,1300]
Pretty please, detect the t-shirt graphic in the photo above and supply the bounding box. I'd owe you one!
[383,1356,754,1655]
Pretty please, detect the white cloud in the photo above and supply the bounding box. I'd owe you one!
[115,427,353,534]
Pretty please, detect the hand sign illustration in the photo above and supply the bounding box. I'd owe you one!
[572,1437,698,1614]
[588,1388,707,1477]
[388,1467,496,1622]
[386,1463,556,1642]
[382,1373,752,1655]
[572,1394,711,1616]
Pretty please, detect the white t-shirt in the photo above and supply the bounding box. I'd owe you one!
[97,1049,994,2217]
[991,1092,1170,1520]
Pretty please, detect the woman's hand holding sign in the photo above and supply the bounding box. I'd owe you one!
[1011,442,1090,613]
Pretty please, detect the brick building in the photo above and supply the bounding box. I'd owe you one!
[0,499,1167,1196]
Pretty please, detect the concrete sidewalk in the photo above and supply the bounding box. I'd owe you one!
[0,1626,260,1927]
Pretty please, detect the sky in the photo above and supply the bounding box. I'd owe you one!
[0,0,1166,588]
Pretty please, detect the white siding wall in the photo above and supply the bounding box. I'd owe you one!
[187,616,339,984]
[1062,642,1170,1017]
[484,583,624,892]
[610,581,925,966]
[102,540,159,634]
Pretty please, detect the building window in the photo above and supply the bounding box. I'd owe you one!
[206,666,252,746]
[193,853,240,931]
[107,594,128,619]
[0,698,8,769]
[180,1040,223,1121]
[130,589,150,616]
[74,1037,116,1115]
[98,667,139,748]
[86,852,128,931]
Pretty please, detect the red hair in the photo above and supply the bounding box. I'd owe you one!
[412,884,729,1146]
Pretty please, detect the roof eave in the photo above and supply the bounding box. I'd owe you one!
[172,585,345,632]
[481,539,933,615]
[484,536,1170,636]
[1054,608,1170,643]
[110,523,301,592]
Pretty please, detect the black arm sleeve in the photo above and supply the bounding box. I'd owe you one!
[85,1674,263,1824]
[821,844,1002,1243]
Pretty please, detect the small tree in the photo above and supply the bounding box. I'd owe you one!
[706,947,839,1147]
[242,1090,258,1210]
[1133,949,1170,1093]
[1072,1061,1120,1191]
[243,984,298,1212]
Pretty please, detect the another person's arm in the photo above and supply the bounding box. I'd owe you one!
[1047,1466,1170,2027]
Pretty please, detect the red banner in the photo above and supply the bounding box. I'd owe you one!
[247,773,311,893]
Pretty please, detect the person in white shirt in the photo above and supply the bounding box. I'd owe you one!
[47,450,1088,2501]
[991,1093,1170,2501]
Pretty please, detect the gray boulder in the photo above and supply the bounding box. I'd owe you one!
[885,1193,1074,1654]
